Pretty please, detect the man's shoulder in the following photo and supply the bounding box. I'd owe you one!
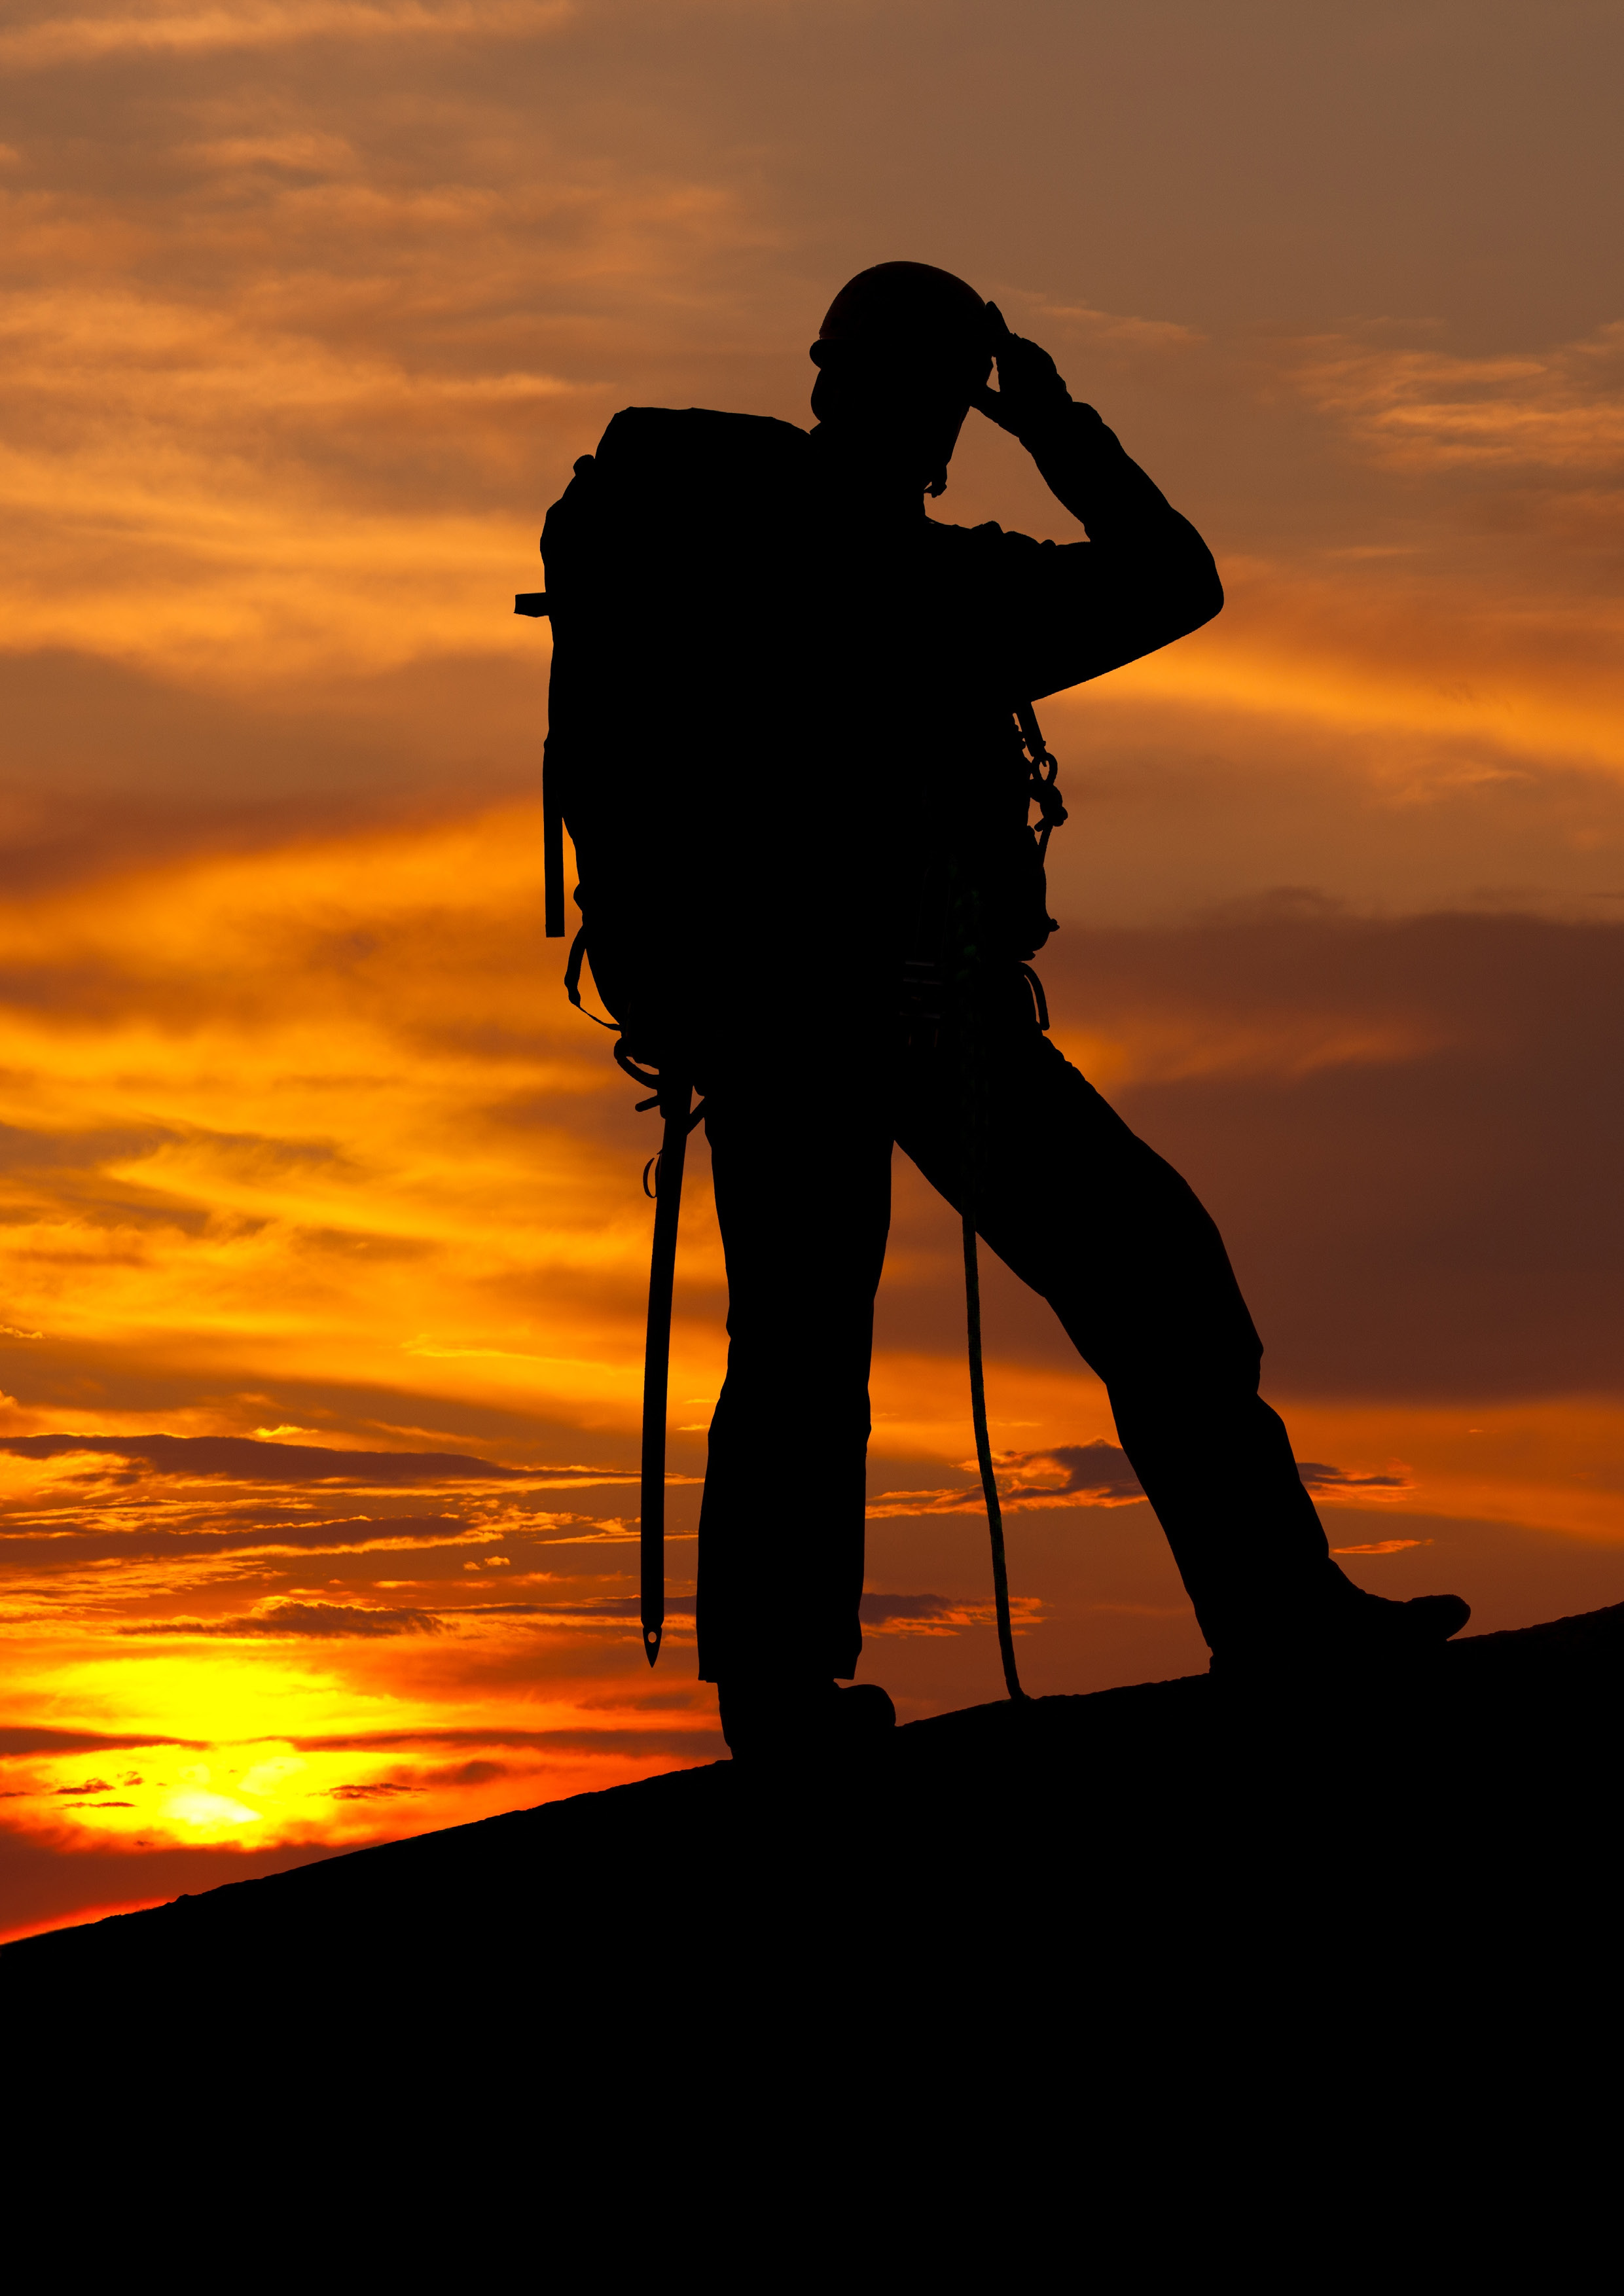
[594,406,810,486]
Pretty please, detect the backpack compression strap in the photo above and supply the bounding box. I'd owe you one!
[515,592,566,939]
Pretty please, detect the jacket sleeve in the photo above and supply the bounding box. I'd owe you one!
[981,403,1223,702]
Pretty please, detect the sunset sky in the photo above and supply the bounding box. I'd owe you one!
[3,0,1622,1940]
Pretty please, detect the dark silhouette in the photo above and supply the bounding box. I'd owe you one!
[537,262,1469,1755]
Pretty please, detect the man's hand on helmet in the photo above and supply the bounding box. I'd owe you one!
[971,304,1073,444]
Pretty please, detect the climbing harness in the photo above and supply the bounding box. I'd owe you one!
[522,576,1065,1698]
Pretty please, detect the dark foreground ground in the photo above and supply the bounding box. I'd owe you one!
[5,1607,1621,2217]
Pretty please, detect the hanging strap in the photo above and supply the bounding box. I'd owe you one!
[639,1077,694,1666]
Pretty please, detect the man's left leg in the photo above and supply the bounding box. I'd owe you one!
[897,978,1469,1666]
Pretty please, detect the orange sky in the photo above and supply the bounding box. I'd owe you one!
[3,0,1623,1941]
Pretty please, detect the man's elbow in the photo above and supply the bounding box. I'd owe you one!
[1177,549,1223,639]
[1132,530,1223,650]
[1130,556,1221,662]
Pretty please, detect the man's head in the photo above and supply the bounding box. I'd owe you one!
[810,261,992,497]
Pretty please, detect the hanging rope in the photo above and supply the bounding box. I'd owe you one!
[963,1206,1025,1702]
[952,694,1064,1706]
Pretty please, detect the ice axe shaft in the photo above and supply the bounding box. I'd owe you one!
[640,1081,692,1664]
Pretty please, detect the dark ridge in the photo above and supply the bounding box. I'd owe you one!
[8,1600,1620,1964]
[7,1604,1619,2137]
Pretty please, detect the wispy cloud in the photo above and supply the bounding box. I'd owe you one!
[0,0,574,72]
[867,1441,1146,1516]
[858,1591,1043,1637]
[1024,297,1206,355]
[1297,1460,1413,1499]
[120,1597,444,1635]
[1291,324,1624,475]
[1,1433,537,1482]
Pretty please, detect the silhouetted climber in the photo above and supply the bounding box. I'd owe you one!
[537,262,1470,1757]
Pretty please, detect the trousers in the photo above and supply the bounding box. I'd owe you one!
[693,973,1331,1682]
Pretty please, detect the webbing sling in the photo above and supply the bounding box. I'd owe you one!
[625,1059,704,1666]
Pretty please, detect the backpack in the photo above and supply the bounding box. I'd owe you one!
[535,408,814,1058]
[527,405,1066,1059]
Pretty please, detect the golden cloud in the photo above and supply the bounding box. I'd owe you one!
[0,0,575,73]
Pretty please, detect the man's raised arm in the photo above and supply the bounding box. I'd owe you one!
[974,308,1223,682]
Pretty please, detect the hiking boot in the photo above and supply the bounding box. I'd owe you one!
[718,1677,897,1761]
[1209,1562,1470,1681]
